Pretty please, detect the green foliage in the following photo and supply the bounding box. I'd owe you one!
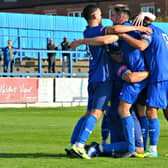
[156,17,168,22]
[0,107,167,168]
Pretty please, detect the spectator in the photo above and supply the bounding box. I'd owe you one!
[0,52,2,68]
[47,38,58,73]
[3,40,18,73]
[61,37,70,73]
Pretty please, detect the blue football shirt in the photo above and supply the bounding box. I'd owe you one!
[84,25,113,83]
[119,21,146,72]
[140,24,168,83]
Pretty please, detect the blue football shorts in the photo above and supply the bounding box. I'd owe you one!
[87,80,113,112]
[119,79,148,104]
[146,80,168,109]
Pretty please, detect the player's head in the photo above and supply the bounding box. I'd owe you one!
[143,17,153,26]
[132,12,156,26]
[111,4,130,25]
[82,5,102,25]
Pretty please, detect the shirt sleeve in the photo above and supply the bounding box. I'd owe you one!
[99,26,106,35]
[140,33,152,45]
[115,63,130,79]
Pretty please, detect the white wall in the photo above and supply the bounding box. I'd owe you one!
[38,78,54,102]
[55,78,88,103]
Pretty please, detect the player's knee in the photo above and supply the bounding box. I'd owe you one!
[118,104,131,118]
[91,109,103,119]
[146,107,158,119]
[136,104,146,117]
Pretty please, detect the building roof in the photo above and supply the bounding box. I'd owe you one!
[0,0,115,9]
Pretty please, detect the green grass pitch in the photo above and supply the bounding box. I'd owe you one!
[0,107,167,168]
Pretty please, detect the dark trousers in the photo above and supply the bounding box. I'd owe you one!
[4,59,15,73]
[48,56,56,73]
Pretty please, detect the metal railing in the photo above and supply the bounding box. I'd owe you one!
[0,49,89,77]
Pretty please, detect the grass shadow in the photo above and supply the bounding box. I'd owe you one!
[0,153,68,159]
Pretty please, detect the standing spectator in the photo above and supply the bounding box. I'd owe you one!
[61,37,70,73]
[3,40,18,73]
[47,38,58,73]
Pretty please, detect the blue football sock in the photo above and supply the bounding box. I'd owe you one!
[76,114,98,145]
[70,117,85,144]
[132,114,144,148]
[101,115,110,143]
[149,118,160,146]
[102,141,128,154]
[139,116,149,150]
[121,116,135,153]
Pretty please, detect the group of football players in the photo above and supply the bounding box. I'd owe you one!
[65,4,168,159]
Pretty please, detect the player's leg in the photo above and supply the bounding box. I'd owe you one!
[101,113,110,144]
[109,118,123,143]
[145,106,159,158]
[106,107,145,158]
[135,89,149,150]
[71,81,112,159]
[100,117,129,156]
[87,108,145,158]
[106,103,125,143]
[70,114,88,145]
[144,82,168,157]
[74,109,102,147]
[71,109,102,159]
[136,103,148,151]
[99,141,129,156]
[132,109,144,158]
[71,83,97,147]
[118,100,135,156]
[65,83,94,156]
[64,113,88,156]
[118,81,147,157]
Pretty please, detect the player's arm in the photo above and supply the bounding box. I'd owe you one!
[70,35,119,49]
[105,25,152,35]
[119,33,149,51]
[118,12,155,51]
[117,64,149,83]
[122,70,149,83]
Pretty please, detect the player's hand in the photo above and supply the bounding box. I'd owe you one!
[133,12,156,26]
[136,26,152,34]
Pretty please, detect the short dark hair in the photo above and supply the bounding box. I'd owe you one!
[113,5,131,18]
[82,5,99,21]
[143,17,151,26]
